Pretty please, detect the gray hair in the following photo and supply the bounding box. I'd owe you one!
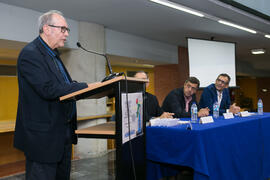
[38,10,64,34]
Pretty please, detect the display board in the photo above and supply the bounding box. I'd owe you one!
[188,38,236,87]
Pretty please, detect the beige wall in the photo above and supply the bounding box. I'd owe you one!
[62,21,108,159]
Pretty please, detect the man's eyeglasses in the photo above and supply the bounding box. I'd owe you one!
[216,78,228,85]
[48,25,70,33]
[186,83,198,91]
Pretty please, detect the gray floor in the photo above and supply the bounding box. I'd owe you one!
[0,150,194,180]
[0,151,116,180]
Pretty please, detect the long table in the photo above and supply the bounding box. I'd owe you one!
[146,113,270,180]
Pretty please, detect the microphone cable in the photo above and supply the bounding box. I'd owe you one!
[123,72,137,180]
[77,42,136,178]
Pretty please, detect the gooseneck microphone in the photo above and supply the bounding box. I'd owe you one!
[76,42,123,82]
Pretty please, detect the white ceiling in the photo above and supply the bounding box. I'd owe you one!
[0,0,270,73]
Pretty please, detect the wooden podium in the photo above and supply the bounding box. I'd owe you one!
[60,76,147,180]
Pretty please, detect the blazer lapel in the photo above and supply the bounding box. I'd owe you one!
[54,52,72,83]
[46,56,64,83]
[213,88,218,102]
[220,89,227,108]
[34,38,64,83]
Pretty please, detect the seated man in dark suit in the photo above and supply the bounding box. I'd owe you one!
[134,71,174,121]
[199,73,240,115]
[162,77,209,118]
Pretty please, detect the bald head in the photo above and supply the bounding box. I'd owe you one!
[134,71,149,88]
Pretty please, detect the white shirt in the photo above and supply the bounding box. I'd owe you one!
[217,90,223,107]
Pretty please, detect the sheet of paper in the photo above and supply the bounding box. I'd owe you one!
[122,92,143,144]
[150,118,179,127]
[240,111,254,117]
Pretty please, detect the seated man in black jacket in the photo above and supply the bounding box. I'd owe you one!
[134,71,174,121]
[162,77,209,118]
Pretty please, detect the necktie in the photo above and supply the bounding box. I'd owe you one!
[184,96,192,112]
[54,57,76,120]
[54,57,70,84]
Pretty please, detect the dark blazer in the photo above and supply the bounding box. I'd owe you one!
[145,92,164,121]
[162,88,197,118]
[199,83,231,115]
[14,37,88,163]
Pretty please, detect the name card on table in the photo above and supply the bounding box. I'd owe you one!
[223,112,234,119]
[200,116,214,124]
[240,111,251,117]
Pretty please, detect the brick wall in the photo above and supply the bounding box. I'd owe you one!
[154,46,189,105]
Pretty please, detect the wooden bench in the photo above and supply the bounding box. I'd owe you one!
[77,114,112,122]
[0,120,15,133]
[0,114,113,134]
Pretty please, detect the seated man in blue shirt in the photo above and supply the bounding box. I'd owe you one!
[199,73,240,115]
[162,77,209,118]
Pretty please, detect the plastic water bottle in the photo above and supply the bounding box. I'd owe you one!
[191,103,198,123]
[258,98,263,115]
[213,101,219,118]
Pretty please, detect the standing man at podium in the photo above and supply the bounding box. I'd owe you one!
[14,10,88,179]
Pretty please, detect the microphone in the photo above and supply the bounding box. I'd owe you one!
[76,42,123,82]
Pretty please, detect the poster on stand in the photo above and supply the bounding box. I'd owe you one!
[121,92,143,144]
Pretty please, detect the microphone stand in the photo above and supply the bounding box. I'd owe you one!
[76,42,123,82]
[101,55,121,82]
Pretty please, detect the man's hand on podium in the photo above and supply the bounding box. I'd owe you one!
[88,82,102,88]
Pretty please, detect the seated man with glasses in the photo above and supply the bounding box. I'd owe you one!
[162,77,209,118]
[199,73,240,115]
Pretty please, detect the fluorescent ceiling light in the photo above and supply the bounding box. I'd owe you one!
[150,0,204,17]
[218,20,256,34]
[251,49,265,55]
[265,35,270,39]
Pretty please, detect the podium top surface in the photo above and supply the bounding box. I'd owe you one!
[60,76,148,101]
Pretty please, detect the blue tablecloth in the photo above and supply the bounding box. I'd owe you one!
[146,113,270,180]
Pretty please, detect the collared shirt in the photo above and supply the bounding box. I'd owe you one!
[217,90,223,107]
[184,95,192,112]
